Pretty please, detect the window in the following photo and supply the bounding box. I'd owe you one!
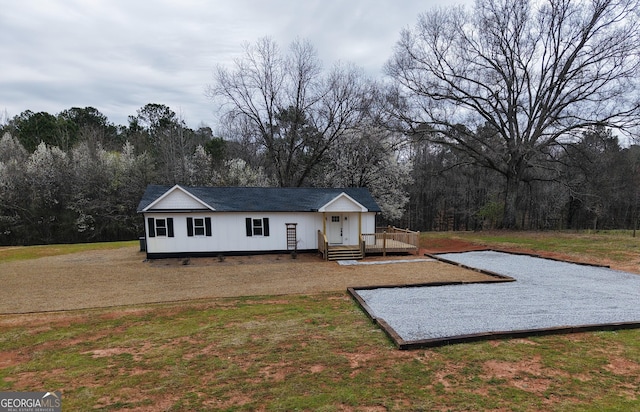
[156,219,167,236]
[331,215,340,223]
[187,217,212,237]
[245,217,270,237]
[252,219,263,236]
[147,217,174,238]
[194,218,205,236]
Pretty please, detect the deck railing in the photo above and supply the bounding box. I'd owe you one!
[363,226,420,256]
[318,230,329,260]
[319,227,420,259]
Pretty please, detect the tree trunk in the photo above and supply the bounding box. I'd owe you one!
[502,173,518,229]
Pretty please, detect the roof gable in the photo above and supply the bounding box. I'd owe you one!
[142,185,214,212]
[318,192,368,212]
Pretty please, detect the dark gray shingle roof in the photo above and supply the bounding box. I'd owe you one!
[137,185,381,213]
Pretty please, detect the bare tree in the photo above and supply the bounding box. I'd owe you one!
[208,37,372,187]
[131,104,195,185]
[385,0,640,228]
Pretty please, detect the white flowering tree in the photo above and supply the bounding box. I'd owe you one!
[219,158,272,187]
[316,127,412,222]
[0,133,29,241]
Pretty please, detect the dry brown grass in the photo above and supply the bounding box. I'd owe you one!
[0,245,491,313]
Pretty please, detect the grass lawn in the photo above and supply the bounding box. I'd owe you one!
[1,232,639,411]
[421,230,640,267]
[0,240,137,263]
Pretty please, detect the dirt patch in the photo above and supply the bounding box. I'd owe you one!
[421,238,489,253]
[0,350,28,369]
[604,357,640,376]
[0,246,492,314]
[482,356,558,394]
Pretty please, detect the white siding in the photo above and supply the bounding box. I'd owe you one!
[361,212,376,234]
[144,211,376,255]
[153,190,207,210]
[145,212,324,254]
[321,195,366,212]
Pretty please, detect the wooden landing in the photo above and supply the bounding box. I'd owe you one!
[364,239,418,255]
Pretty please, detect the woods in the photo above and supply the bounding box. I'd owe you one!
[2,0,640,246]
[385,0,640,228]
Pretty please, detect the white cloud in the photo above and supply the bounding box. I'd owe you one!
[0,0,472,129]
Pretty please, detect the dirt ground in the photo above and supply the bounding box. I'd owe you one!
[0,243,495,314]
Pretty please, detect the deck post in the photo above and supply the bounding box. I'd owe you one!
[322,213,326,236]
[383,231,387,257]
[318,230,329,260]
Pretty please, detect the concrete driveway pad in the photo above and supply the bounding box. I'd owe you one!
[352,251,640,348]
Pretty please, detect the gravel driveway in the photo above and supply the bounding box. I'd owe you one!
[353,251,640,348]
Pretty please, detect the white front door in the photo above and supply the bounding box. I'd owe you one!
[328,215,343,244]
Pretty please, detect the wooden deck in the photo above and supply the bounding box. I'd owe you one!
[319,227,420,260]
[363,238,419,255]
[362,227,420,256]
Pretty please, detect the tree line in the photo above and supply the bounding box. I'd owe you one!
[0,102,410,245]
[2,0,640,246]
[406,126,640,232]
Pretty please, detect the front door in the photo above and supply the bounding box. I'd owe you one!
[328,215,343,244]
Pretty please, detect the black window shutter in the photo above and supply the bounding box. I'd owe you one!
[167,218,174,238]
[263,218,270,236]
[205,217,212,236]
[147,217,156,237]
[245,218,252,237]
[187,217,194,237]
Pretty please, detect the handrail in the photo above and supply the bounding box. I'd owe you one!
[362,228,420,256]
[375,225,419,235]
[317,230,329,260]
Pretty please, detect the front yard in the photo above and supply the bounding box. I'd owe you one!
[0,232,638,410]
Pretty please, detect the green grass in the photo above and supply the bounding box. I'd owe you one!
[1,232,639,410]
[0,240,137,263]
[422,230,640,263]
[1,295,638,411]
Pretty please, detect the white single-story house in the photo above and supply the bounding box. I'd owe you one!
[137,185,384,259]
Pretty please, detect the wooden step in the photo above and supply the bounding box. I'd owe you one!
[327,247,363,261]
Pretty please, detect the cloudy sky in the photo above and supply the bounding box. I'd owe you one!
[1,0,471,130]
